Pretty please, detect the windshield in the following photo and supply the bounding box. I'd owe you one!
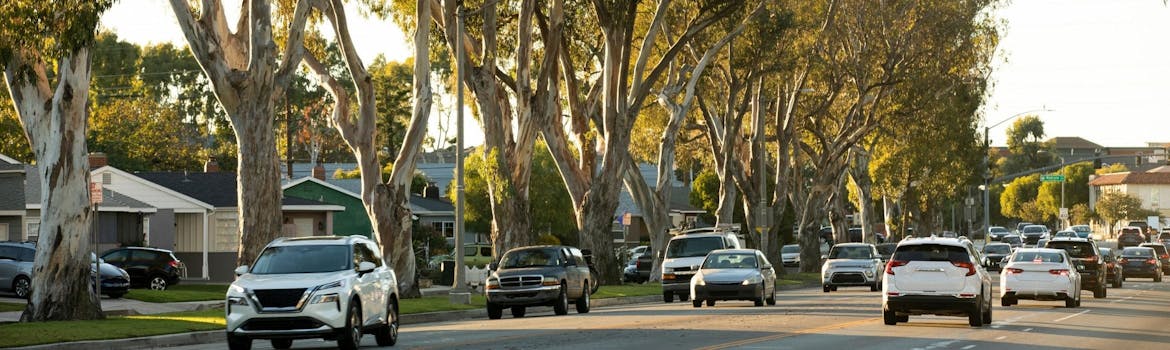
[984,245,1011,254]
[1023,226,1045,233]
[251,245,351,274]
[666,237,725,258]
[1012,251,1065,263]
[501,248,562,268]
[702,253,758,269]
[781,245,800,253]
[1046,242,1095,258]
[829,246,873,259]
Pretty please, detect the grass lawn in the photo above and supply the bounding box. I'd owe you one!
[779,272,822,284]
[124,284,228,303]
[0,302,25,312]
[0,309,224,348]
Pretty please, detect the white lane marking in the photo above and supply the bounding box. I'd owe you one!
[1023,328,1033,332]
[962,345,977,350]
[995,336,1007,340]
[911,340,960,350]
[1111,296,1134,304]
[1054,310,1090,323]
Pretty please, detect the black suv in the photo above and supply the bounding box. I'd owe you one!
[1138,243,1170,275]
[1045,238,1106,298]
[100,247,185,290]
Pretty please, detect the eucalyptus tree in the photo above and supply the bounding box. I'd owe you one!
[167,0,312,265]
[1,0,113,321]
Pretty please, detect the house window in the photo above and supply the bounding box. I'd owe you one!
[432,221,455,239]
[24,222,38,242]
[214,216,239,252]
[0,223,7,241]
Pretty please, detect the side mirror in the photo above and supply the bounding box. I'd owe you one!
[234,265,249,276]
[357,261,376,274]
[761,264,772,270]
[820,254,828,260]
[489,262,499,271]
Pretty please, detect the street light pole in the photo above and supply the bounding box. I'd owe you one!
[449,5,470,305]
[982,107,1053,243]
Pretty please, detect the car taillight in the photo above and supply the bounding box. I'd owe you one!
[952,261,976,276]
[1083,255,1097,263]
[169,261,180,268]
[1119,258,1128,264]
[1005,268,1024,274]
[885,260,907,275]
[1148,258,1158,265]
[1161,254,1168,260]
[1107,262,1115,268]
[1049,269,1070,276]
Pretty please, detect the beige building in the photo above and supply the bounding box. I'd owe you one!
[1089,166,1170,232]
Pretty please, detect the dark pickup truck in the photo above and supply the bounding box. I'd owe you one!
[484,245,598,319]
[624,253,654,283]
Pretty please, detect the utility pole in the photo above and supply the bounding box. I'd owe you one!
[449,4,471,305]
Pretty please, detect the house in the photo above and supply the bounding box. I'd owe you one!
[325,178,464,244]
[1101,146,1168,172]
[1088,167,1170,231]
[1048,136,1103,163]
[0,155,24,241]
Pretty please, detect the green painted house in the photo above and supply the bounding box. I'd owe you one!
[283,177,373,236]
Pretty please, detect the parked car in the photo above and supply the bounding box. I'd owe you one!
[1045,238,1106,298]
[690,249,776,307]
[1000,248,1081,308]
[781,244,801,267]
[1001,235,1024,249]
[988,226,1011,241]
[1138,243,1170,275]
[660,228,743,303]
[91,253,131,299]
[981,243,1012,272]
[486,245,595,319]
[1117,226,1147,249]
[622,253,652,283]
[1118,247,1161,282]
[100,247,185,290]
[821,243,882,292]
[0,242,35,298]
[225,235,400,350]
[1098,247,1123,288]
[1069,225,1093,240]
[882,237,993,327]
[1020,225,1050,246]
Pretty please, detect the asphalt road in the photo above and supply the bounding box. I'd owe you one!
[170,269,1170,350]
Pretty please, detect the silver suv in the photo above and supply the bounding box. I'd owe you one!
[882,237,993,327]
[225,236,399,350]
[821,243,883,292]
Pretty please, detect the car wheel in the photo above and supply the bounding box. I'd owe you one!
[897,314,909,322]
[663,292,674,303]
[226,333,251,350]
[575,283,591,314]
[1001,296,1014,307]
[336,301,362,350]
[968,298,984,327]
[511,306,526,318]
[270,339,293,349]
[1095,285,1106,298]
[374,297,399,346]
[149,275,168,291]
[823,285,831,293]
[706,299,716,307]
[766,286,777,306]
[982,298,992,324]
[13,277,30,299]
[487,302,503,320]
[883,307,897,325]
[679,293,689,302]
[553,284,569,315]
[870,282,879,292]
[692,299,702,308]
[830,286,838,292]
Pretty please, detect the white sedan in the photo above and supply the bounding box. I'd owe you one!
[1000,248,1081,308]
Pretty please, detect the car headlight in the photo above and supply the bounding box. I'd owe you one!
[486,277,500,290]
[227,296,249,306]
[742,275,763,285]
[310,293,340,304]
[313,280,343,292]
[542,276,560,286]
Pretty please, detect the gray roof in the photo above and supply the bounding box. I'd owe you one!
[15,165,152,212]
[135,171,335,208]
[97,188,155,211]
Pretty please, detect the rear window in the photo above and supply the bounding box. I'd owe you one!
[1045,242,1096,258]
[1140,244,1167,254]
[1002,236,1022,244]
[666,237,725,258]
[1121,248,1154,257]
[891,244,970,263]
[876,244,896,255]
[983,245,1011,254]
[1011,251,1064,263]
[1122,228,1141,234]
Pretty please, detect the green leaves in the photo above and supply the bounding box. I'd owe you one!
[0,0,114,68]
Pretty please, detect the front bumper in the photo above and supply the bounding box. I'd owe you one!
[662,273,695,293]
[693,283,762,301]
[485,285,562,307]
[226,295,348,339]
[823,267,879,287]
[100,279,130,295]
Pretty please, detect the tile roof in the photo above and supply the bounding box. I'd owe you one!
[1089,172,1170,186]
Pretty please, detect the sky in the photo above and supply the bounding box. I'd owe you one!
[102,1,1170,149]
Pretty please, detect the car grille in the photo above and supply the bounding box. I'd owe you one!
[831,272,866,284]
[499,275,543,289]
[253,289,308,308]
[241,317,324,331]
[672,266,693,273]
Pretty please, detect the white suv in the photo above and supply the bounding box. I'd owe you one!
[225,236,399,350]
[660,228,743,302]
[882,237,993,327]
[821,243,883,292]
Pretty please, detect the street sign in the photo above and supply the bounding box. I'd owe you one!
[1040,174,1065,182]
[89,182,103,205]
[1059,208,1069,220]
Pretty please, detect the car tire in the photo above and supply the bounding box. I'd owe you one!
[823,285,831,293]
[968,298,984,327]
[1065,294,1076,308]
[226,333,251,350]
[870,282,879,292]
[897,314,909,322]
[679,293,689,302]
[271,339,292,349]
[487,302,503,320]
[830,286,838,292]
[575,283,591,314]
[883,307,897,325]
[336,301,362,350]
[1001,296,1014,307]
[1094,285,1106,298]
[982,298,992,324]
[374,297,399,346]
[692,299,702,308]
[706,299,716,307]
[149,275,169,291]
[766,286,777,306]
[553,284,569,315]
[663,292,674,303]
[511,306,526,318]
[1156,274,1162,282]
[13,276,30,299]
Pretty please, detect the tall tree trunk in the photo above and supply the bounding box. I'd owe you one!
[231,102,283,266]
[849,147,875,244]
[6,48,104,322]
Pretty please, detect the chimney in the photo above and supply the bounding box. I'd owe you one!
[312,164,326,180]
[88,152,108,169]
[424,182,440,199]
[204,157,220,173]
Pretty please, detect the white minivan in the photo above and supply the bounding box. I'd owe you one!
[660,228,743,303]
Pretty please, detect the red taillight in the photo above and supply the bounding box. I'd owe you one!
[1005,268,1024,274]
[1161,254,1168,260]
[1083,256,1097,263]
[885,260,907,275]
[1119,258,1128,264]
[169,261,180,268]
[953,261,977,276]
[1049,269,1070,276]
[1148,258,1158,265]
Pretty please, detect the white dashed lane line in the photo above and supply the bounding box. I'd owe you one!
[1022,328,1033,332]
[962,345,976,350]
[995,336,1007,340]
[1053,309,1090,323]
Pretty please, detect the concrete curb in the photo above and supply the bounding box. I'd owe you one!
[7,282,821,349]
